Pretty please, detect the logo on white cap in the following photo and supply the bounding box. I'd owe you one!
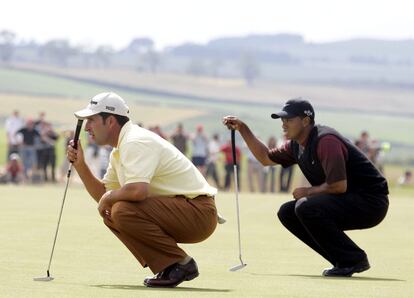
[74,92,130,119]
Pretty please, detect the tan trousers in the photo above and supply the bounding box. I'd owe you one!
[103,195,217,274]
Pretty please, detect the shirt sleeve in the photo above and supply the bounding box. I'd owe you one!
[268,141,297,167]
[317,135,349,184]
[120,140,160,184]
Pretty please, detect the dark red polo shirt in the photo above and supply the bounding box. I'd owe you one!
[269,135,348,185]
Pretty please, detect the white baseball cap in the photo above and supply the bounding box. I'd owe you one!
[74,92,130,119]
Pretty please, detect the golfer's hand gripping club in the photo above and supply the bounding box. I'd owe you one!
[72,119,83,151]
[67,119,83,177]
[223,115,243,131]
[66,119,83,168]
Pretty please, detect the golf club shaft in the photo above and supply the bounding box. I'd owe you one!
[45,119,83,276]
[46,164,73,275]
[231,129,244,263]
[233,164,243,262]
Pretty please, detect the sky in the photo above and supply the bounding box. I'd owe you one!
[1,0,413,50]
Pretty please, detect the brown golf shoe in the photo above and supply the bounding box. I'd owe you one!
[144,258,199,288]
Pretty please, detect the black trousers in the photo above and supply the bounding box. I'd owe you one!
[277,192,388,267]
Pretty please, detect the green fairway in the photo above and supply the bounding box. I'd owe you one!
[0,184,413,297]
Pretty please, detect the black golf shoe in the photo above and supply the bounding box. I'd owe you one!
[144,258,199,288]
[322,258,370,277]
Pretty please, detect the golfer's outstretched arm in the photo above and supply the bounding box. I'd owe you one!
[223,116,276,166]
[67,140,106,202]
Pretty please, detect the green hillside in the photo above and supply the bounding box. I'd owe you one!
[0,67,413,165]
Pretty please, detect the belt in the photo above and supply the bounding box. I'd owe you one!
[175,194,214,200]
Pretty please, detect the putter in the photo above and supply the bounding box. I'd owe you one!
[229,129,247,272]
[34,119,83,282]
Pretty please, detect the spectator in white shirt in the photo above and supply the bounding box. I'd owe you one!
[5,110,24,159]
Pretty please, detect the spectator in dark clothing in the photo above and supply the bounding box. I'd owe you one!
[34,111,46,128]
[34,111,48,176]
[16,119,41,180]
[223,98,389,277]
[171,123,188,156]
[40,122,59,182]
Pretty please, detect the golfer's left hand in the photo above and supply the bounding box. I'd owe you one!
[292,187,309,200]
[98,191,114,218]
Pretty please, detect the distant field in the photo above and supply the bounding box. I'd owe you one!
[0,93,206,128]
[0,185,413,297]
[1,66,413,164]
[12,63,414,117]
[0,67,103,98]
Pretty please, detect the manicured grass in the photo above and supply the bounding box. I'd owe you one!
[0,184,413,297]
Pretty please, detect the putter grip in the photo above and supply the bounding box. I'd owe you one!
[72,119,83,150]
[231,129,236,166]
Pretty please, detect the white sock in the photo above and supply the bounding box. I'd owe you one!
[178,255,192,265]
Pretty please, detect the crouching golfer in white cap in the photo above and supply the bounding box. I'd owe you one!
[67,92,218,287]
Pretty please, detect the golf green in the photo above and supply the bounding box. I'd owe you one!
[0,184,412,297]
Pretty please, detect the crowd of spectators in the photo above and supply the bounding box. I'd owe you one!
[1,110,59,184]
[0,112,297,192]
[6,112,408,191]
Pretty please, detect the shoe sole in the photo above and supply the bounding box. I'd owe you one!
[323,264,370,277]
[353,264,370,274]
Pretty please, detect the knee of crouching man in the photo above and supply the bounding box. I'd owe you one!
[294,197,309,217]
[294,197,324,220]
[110,201,134,226]
[277,201,296,224]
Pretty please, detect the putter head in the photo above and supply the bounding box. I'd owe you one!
[33,276,54,281]
[229,263,247,272]
[217,213,227,224]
